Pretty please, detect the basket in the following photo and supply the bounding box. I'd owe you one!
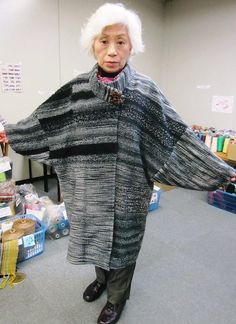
[208,189,236,214]
[1,214,47,262]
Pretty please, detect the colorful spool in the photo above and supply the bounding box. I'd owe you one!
[217,136,225,152]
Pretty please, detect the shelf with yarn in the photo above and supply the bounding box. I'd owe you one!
[191,125,236,166]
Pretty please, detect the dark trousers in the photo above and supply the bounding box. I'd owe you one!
[95,263,136,304]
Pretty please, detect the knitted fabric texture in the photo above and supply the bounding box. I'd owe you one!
[5,64,235,270]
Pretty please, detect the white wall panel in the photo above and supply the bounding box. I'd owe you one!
[162,0,236,129]
[0,0,59,180]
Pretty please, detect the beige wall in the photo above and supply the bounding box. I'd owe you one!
[161,0,236,129]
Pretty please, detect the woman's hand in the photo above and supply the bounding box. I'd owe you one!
[230,175,236,182]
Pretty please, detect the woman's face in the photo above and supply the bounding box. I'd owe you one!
[93,24,132,73]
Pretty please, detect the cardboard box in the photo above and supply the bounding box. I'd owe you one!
[227,142,236,161]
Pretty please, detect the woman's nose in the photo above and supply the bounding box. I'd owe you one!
[107,43,117,56]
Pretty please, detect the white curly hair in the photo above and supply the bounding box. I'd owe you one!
[80,3,145,55]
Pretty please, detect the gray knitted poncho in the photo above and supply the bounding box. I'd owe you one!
[5,64,235,270]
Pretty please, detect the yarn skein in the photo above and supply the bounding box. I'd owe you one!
[13,219,36,236]
[2,228,24,242]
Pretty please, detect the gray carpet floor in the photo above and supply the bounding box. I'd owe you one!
[1,184,236,324]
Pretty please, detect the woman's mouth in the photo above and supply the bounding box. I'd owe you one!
[105,62,119,66]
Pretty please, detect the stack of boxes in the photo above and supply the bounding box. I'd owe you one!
[0,157,24,220]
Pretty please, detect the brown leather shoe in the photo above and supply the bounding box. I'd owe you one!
[83,279,106,302]
[97,300,126,324]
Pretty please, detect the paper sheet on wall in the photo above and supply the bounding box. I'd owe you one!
[211,96,234,114]
[0,63,22,93]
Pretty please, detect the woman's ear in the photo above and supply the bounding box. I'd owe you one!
[91,38,97,58]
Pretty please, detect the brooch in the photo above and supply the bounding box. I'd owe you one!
[109,90,125,105]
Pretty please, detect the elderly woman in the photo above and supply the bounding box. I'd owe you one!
[5,3,236,324]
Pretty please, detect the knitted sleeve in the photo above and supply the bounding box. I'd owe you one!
[5,81,72,165]
[5,110,51,165]
[142,86,235,191]
[153,127,235,190]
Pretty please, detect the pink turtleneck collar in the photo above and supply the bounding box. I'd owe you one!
[97,66,124,83]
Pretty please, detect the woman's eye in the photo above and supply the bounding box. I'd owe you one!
[118,41,125,45]
[100,40,108,44]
